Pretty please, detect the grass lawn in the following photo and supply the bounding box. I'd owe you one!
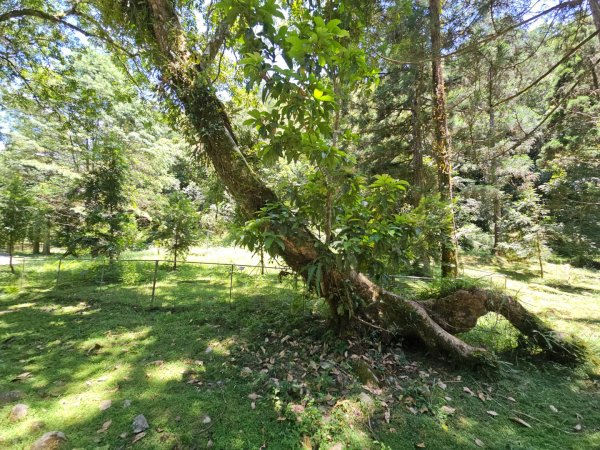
[0,248,599,449]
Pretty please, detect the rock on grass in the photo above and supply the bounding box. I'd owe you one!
[9,403,28,421]
[30,431,66,450]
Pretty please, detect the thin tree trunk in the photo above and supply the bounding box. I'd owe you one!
[590,0,600,45]
[9,241,15,274]
[429,0,458,277]
[488,65,502,254]
[536,237,544,278]
[411,64,426,205]
[411,64,431,276]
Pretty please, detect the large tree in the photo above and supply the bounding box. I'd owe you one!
[0,0,585,366]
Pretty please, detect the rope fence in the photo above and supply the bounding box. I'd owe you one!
[1,256,509,314]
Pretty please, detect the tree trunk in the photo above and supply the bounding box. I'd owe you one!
[411,66,425,205]
[429,0,459,277]
[590,0,600,45]
[43,236,51,255]
[410,64,431,276]
[32,240,40,255]
[116,0,583,367]
[488,65,502,254]
[9,241,15,274]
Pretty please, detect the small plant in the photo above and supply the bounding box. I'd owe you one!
[154,192,201,270]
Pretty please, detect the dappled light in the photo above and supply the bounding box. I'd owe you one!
[1,0,600,447]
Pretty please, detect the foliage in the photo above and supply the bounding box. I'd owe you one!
[154,192,202,269]
[0,174,33,269]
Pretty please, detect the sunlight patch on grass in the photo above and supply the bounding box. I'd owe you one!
[145,361,189,383]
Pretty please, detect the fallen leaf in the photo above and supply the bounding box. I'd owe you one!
[248,393,260,401]
[384,409,390,423]
[99,400,112,411]
[97,420,112,433]
[474,438,485,447]
[120,432,128,439]
[415,443,426,448]
[441,405,456,415]
[549,405,558,413]
[507,396,516,402]
[132,432,146,444]
[463,386,475,396]
[510,417,531,428]
[477,392,486,402]
[202,415,211,424]
[251,401,256,410]
[436,380,447,390]
[574,424,582,432]
[486,410,498,417]
[12,372,32,382]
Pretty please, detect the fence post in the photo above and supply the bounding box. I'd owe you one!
[99,259,106,292]
[229,264,234,304]
[56,258,62,287]
[150,259,159,306]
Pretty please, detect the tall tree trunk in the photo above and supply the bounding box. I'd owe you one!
[429,0,459,277]
[590,0,600,44]
[110,0,584,367]
[488,65,502,254]
[411,64,431,276]
[411,64,426,206]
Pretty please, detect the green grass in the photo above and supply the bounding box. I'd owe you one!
[0,250,599,449]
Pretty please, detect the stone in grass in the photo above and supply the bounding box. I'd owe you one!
[30,431,67,450]
[30,421,46,432]
[9,403,29,421]
[352,360,380,387]
[132,414,149,434]
[0,390,24,405]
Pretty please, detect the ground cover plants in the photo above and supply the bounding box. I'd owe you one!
[1,250,598,449]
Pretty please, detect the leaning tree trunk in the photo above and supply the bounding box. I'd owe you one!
[113,0,584,367]
[429,0,459,278]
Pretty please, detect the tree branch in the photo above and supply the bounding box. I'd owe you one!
[493,30,599,107]
[379,0,584,65]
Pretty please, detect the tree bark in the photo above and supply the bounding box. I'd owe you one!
[110,0,584,367]
[32,240,40,255]
[488,65,502,254]
[410,64,431,276]
[590,0,600,45]
[9,241,15,274]
[429,0,459,277]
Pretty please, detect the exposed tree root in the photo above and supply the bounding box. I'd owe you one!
[367,287,585,368]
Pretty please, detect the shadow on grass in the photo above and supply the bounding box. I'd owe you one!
[1,261,599,449]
